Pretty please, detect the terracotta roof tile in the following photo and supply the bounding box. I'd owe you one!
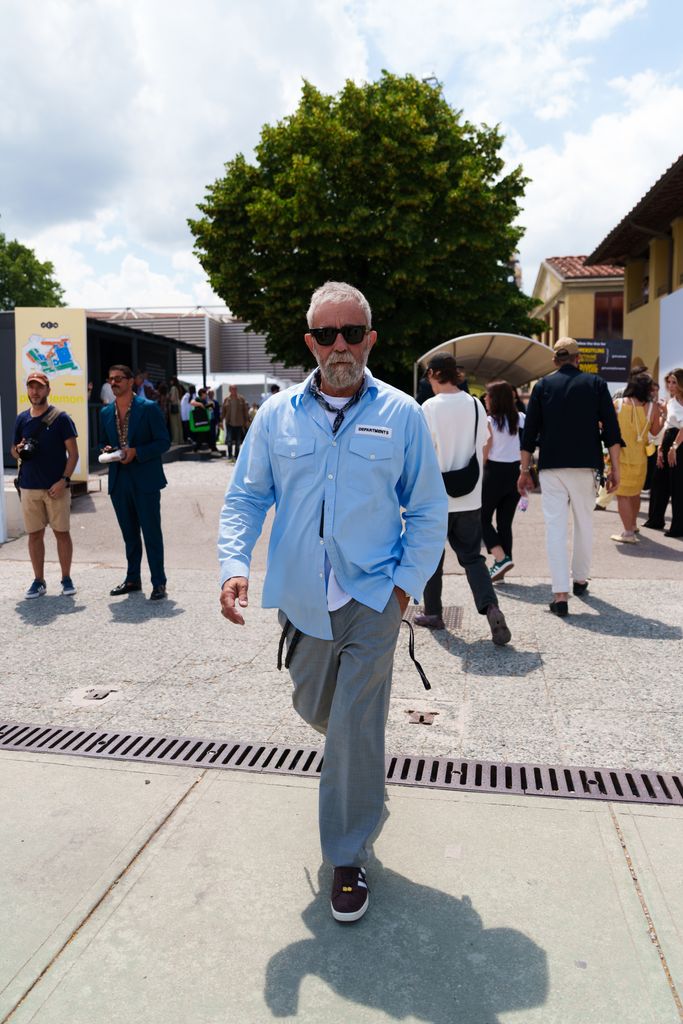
[546,256,624,280]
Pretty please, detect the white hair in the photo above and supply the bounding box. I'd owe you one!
[306,281,372,328]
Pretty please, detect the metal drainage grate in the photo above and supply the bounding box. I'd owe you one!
[1,720,681,807]
[403,604,464,632]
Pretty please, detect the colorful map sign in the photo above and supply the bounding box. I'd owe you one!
[14,308,88,483]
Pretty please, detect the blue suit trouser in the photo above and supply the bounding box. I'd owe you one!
[110,472,166,587]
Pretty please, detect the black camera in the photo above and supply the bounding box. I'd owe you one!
[20,437,40,461]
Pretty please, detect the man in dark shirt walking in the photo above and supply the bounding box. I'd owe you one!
[519,338,621,617]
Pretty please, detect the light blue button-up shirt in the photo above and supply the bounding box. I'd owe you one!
[218,369,448,640]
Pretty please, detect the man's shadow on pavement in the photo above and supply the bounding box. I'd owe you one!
[264,862,548,1023]
[500,582,681,640]
[108,595,184,622]
[14,597,86,626]
[422,625,543,677]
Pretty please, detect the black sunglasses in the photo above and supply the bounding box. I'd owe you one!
[309,325,367,346]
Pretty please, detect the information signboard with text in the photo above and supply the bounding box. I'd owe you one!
[14,308,88,483]
[576,338,632,382]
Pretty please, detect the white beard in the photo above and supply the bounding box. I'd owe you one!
[316,343,369,390]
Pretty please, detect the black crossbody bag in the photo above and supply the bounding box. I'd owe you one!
[441,397,480,498]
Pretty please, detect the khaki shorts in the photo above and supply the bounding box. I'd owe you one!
[20,488,72,533]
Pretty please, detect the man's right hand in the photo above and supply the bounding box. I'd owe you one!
[606,469,621,493]
[220,576,249,625]
[517,470,533,496]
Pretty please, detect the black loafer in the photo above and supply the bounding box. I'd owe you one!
[150,585,167,601]
[572,581,589,596]
[549,600,569,617]
[110,581,142,596]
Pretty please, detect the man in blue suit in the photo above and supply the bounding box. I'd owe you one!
[100,364,171,600]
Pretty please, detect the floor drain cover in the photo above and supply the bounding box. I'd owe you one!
[403,605,464,631]
[1,720,681,807]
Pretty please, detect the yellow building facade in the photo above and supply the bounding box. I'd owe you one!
[588,155,683,378]
[531,256,624,349]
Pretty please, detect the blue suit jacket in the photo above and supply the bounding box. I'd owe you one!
[100,397,171,494]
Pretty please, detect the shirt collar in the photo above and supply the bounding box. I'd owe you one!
[291,367,378,408]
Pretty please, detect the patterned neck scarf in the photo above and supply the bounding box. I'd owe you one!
[115,400,133,448]
[309,370,365,434]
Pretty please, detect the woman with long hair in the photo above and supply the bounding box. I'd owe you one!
[611,373,665,543]
[643,368,683,536]
[481,380,525,580]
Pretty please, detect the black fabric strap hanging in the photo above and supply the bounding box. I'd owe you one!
[401,618,432,690]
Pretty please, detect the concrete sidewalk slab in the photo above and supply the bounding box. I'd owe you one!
[2,755,680,1024]
[0,752,202,1019]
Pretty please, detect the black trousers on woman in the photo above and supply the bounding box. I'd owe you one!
[480,460,521,558]
[646,429,683,534]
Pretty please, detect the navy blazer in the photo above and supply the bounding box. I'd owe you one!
[100,397,171,494]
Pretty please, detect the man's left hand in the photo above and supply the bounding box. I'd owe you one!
[119,446,137,465]
[47,478,66,499]
[394,586,410,615]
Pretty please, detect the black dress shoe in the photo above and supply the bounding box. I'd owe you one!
[110,580,142,596]
[149,585,167,600]
[572,581,589,596]
[642,521,664,530]
[549,600,569,617]
[664,530,683,538]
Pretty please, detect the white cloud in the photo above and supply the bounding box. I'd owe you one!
[570,0,647,42]
[514,72,683,290]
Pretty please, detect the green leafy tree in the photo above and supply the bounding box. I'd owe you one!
[190,72,542,386]
[0,229,65,310]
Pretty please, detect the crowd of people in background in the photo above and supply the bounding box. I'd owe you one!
[96,369,263,460]
[412,348,682,624]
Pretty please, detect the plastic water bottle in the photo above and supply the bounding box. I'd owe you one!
[518,494,529,512]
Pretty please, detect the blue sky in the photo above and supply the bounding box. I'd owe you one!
[1,0,682,311]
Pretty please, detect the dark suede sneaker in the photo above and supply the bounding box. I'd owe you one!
[331,866,369,923]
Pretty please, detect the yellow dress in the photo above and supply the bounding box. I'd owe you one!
[615,400,650,497]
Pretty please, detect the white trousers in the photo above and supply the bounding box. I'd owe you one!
[539,468,596,593]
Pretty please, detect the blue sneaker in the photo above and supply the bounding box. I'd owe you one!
[61,576,77,596]
[25,579,47,599]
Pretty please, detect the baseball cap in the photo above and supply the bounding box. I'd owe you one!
[26,371,50,386]
[427,353,459,374]
[553,337,580,357]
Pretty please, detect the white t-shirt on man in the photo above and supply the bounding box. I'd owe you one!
[421,391,489,512]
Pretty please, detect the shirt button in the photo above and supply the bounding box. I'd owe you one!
[319,539,324,545]
[328,474,333,479]
[370,454,375,460]
[332,441,337,447]
[319,572,323,578]
[290,452,296,458]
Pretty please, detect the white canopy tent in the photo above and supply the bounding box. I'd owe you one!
[414,333,556,392]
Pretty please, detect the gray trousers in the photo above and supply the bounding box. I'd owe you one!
[279,594,403,867]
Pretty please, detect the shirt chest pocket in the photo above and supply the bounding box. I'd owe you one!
[273,436,316,489]
[345,436,396,494]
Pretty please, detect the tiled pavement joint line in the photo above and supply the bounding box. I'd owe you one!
[0,770,208,1024]
[609,805,683,1022]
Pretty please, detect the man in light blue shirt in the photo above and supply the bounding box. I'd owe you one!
[219,282,447,923]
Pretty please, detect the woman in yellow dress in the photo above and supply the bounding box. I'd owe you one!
[611,373,665,543]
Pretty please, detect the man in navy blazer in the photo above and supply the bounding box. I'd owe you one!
[100,364,171,600]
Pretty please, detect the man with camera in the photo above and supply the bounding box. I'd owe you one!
[11,371,79,598]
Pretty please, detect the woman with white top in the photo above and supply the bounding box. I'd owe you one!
[644,367,683,537]
[481,380,525,580]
